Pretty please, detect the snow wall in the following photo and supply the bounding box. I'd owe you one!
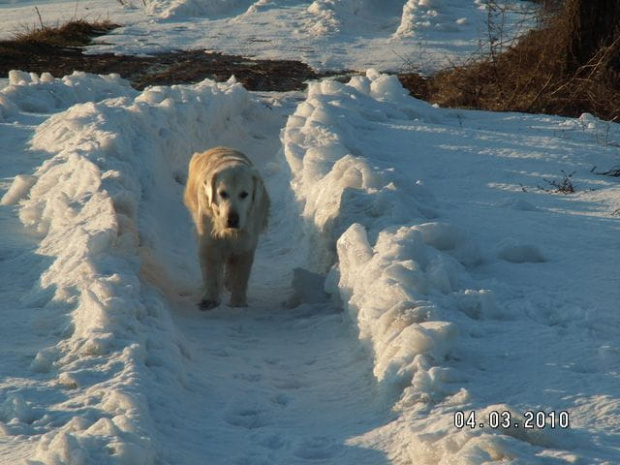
[283,70,487,402]
[282,70,566,462]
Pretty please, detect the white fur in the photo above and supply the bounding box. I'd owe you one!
[184,147,270,309]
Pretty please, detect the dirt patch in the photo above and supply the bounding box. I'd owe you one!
[1,47,329,92]
[0,21,339,92]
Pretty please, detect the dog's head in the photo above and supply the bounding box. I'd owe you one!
[204,162,262,234]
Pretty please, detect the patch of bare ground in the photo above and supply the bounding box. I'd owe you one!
[0,20,335,92]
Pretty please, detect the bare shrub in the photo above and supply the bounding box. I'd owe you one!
[399,0,620,122]
[539,170,577,194]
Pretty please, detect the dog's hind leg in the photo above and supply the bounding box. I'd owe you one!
[227,251,255,307]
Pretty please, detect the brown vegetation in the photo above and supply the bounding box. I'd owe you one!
[399,0,620,121]
[9,19,119,48]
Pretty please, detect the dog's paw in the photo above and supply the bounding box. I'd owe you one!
[229,297,248,308]
[199,298,220,311]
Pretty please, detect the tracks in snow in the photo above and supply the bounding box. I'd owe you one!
[148,209,393,464]
[139,94,394,464]
[162,302,391,464]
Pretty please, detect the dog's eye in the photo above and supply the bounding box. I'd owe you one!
[239,191,249,200]
[219,190,229,199]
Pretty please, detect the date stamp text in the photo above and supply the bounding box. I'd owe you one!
[454,410,570,430]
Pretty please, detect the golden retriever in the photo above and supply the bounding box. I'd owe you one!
[184,147,270,310]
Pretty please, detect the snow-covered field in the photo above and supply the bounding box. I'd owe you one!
[2,1,620,464]
[0,0,535,72]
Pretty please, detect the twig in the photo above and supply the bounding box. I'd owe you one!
[34,6,44,28]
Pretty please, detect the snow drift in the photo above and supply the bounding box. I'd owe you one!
[145,0,255,19]
[282,70,482,402]
[0,71,134,122]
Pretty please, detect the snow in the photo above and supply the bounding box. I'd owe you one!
[2,0,620,464]
[0,0,535,72]
[281,72,620,462]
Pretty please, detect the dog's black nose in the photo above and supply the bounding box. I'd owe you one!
[227,212,240,228]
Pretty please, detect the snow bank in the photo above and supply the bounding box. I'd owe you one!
[283,70,438,270]
[0,71,134,122]
[283,70,482,399]
[283,70,562,462]
[394,0,533,41]
[5,72,261,463]
[302,0,493,38]
[304,0,402,36]
[395,0,454,38]
[145,0,254,19]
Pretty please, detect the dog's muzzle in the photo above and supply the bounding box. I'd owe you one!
[227,212,240,229]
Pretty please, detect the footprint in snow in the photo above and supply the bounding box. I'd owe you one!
[257,433,287,450]
[273,377,304,390]
[497,242,546,263]
[294,436,343,460]
[224,405,271,430]
[232,372,263,382]
[271,392,290,406]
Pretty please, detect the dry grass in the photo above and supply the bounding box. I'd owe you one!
[11,19,119,48]
[399,1,620,121]
[0,19,120,60]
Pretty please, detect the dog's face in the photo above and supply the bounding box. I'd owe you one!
[205,164,258,233]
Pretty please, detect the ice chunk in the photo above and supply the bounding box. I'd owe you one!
[1,174,37,206]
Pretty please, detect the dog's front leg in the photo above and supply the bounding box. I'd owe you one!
[227,250,255,307]
[198,240,223,310]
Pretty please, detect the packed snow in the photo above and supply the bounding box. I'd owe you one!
[1,0,620,464]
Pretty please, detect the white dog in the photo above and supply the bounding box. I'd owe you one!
[184,147,270,310]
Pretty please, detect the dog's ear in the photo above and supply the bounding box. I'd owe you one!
[250,170,269,232]
[251,170,263,208]
[205,172,218,208]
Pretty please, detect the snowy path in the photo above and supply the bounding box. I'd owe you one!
[160,294,391,464]
[143,124,394,463]
[0,114,55,463]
